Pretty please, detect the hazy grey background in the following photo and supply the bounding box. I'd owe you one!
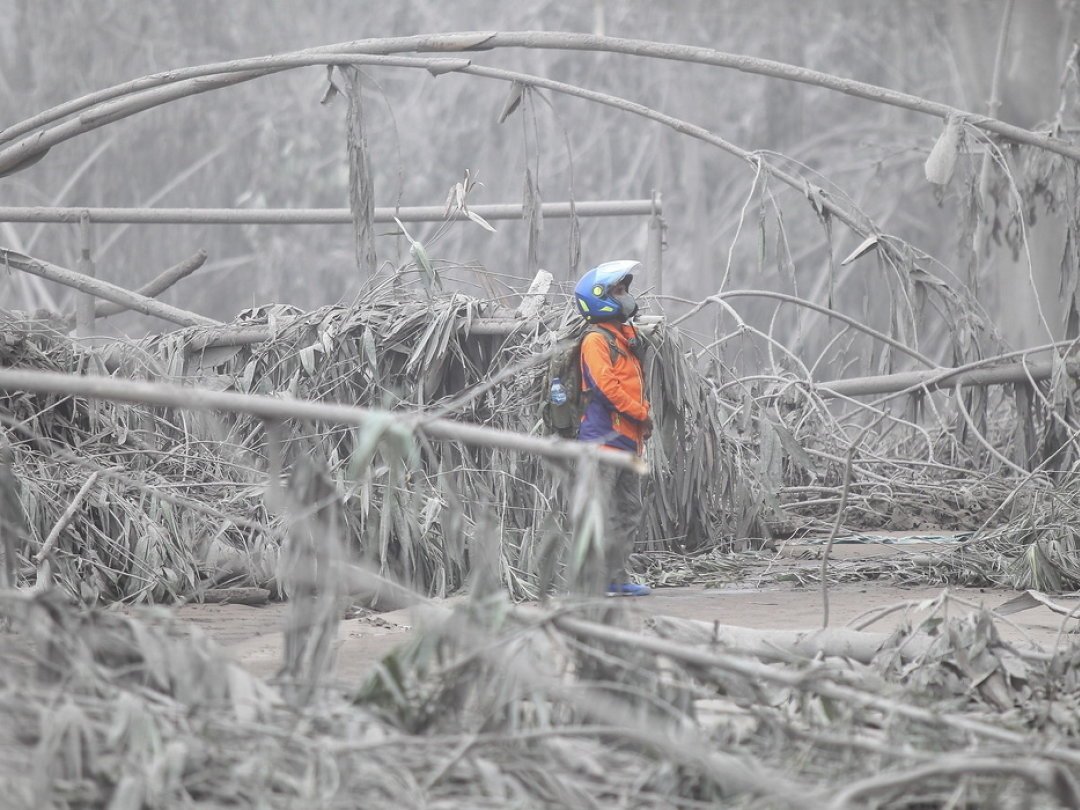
[1,0,1075,373]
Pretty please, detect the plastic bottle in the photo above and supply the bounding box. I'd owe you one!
[550,376,568,406]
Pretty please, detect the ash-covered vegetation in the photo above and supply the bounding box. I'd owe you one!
[5,2,1080,807]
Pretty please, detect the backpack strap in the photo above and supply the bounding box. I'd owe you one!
[586,325,623,365]
[580,325,624,399]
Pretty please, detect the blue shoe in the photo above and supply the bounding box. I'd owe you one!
[606,582,651,597]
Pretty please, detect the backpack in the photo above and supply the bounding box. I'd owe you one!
[543,324,622,438]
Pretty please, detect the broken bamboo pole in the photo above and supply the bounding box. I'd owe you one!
[0,248,218,329]
[83,249,207,321]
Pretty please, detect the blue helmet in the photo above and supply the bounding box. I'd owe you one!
[574,260,641,322]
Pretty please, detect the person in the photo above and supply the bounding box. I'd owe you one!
[574,260,653,597]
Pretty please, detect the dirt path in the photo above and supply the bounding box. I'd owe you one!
[177,601,418,680]
[167,536,1075,683]
[176,577,1078,684]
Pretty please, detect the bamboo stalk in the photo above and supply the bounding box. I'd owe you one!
[0,45,986,284]
[986,0,1016,123]
[456,62,880,244]
[68,307,1066,401]
[0,248,218,328]
[0,367,645,472]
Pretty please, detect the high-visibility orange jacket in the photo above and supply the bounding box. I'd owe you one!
[578,322,650,454]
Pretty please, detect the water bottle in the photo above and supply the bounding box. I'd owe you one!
[550,376,568,406]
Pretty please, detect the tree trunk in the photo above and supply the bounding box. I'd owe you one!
[948,1,1078,348]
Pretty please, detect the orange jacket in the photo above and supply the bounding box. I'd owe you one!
[578,322,650,453]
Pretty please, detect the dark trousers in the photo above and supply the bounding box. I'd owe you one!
[597,464,643,584]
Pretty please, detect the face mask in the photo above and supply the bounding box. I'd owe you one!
[613,292,638,321]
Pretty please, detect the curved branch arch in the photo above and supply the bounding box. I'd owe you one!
[0,47,873,241]
[3,30,1077,163]
[0,48,882,245]
[0,30,1009,363]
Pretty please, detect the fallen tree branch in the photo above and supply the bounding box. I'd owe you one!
[0,367,645,472]
[0,248,218,329]
[818,356,1077,399]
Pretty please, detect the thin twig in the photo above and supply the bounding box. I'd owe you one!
[822,421,877,628]
[34,471,101,565]
[953,382,1027,476]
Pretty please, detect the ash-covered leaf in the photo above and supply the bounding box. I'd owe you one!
[320,65,341,105]
[497,80,525,124]
[925,116,962,186]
